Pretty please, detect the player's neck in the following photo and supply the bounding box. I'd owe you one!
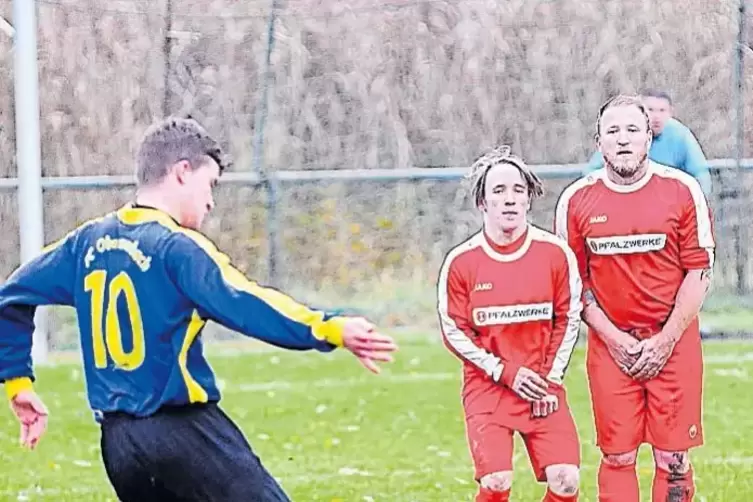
[485,222,528,247]
[134,189,181,223]
[607,161,650,186]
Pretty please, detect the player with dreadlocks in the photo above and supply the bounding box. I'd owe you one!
[437,146,583,502]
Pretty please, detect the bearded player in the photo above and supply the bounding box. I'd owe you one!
[555,95,715,502]
[437,146,583,502]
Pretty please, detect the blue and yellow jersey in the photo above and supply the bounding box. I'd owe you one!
[0,204,347,418]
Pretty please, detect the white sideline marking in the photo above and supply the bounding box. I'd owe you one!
[711,368,749,379]
[234,372,458,392]
[279,466,472,485]
[705,352,753,365]
[705,456,753,466]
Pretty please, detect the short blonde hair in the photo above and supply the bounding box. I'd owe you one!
[595,94,651,141]
[466,145,544,208]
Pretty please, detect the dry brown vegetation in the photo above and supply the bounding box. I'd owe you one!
[1,0,752,333]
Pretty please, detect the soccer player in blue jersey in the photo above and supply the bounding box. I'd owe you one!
[583,89,712,196]
[0,117,398,501]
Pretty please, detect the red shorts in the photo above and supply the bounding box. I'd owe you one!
[463,385,581,482]
[586,322,704,454]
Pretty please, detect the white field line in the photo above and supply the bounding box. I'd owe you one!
[710,368,749,379]
[705,352,753,365]
[228,351,753,392]
[232,371,458,393]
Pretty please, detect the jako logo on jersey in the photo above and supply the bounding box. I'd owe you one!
[473,303,553,326]
[586,234,667,255]
[474,282,493,292]
[589,215,608,224]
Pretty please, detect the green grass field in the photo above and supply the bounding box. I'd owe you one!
[0,333,752,501]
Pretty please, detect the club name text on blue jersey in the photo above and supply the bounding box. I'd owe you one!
[0,204,347,419]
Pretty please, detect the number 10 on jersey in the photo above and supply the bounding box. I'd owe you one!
[84,270,146,370]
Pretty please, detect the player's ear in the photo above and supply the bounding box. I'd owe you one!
[475,191,486,212]
[173,160,192,186]
[477,195,489,212]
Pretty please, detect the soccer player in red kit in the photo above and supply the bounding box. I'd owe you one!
[437,146,583,502]
[554,95,715,502]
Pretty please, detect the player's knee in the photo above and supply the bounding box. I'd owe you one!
[479,471,513,492]
[653,448,691,474]
[545,464,580,496]
[602,449,638,466]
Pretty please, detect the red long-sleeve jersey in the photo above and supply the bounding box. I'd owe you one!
[554,161,715,335]
[437,225,583,416]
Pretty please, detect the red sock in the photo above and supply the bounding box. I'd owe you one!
[476,486,510,502]
[542,487,578,501]
[598,460,639,502]
[652,464,695,502]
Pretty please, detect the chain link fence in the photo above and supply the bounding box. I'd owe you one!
[0,0,751,350]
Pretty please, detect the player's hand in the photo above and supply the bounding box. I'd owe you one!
[626,333,676,381]
[10,390,49,450]
[531,393,559,418]
[606,330,643,376]
[510,367,549,402]
[341,317,398,374]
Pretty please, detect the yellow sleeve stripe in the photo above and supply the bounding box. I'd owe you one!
[116,205,346,347]
[5,377,33,400]
[179,311,209,403]
[183,231,346,348]
[40,216,104,255]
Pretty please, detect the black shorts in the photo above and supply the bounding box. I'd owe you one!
[100,402,290,502]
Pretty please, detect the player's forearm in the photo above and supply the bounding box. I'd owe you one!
[581,289,624,343]
[169,237,345,351]
[545,317,580,383]
[0,304,37,391]
[210,292,345,351]
[441,327,504,382]
[190,281,344,351]
[660,268,712,342]
[0,261,69,396]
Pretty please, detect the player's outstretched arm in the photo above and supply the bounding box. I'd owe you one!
[0,231,77,448]
[164,232,397,369]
